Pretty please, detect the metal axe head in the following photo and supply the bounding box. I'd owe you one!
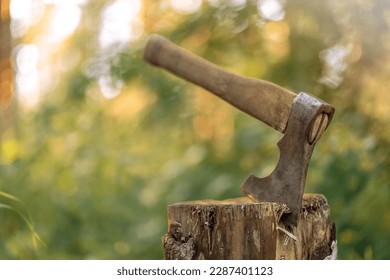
[241,93,334,225]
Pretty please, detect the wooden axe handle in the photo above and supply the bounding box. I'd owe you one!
[144,34,296,133]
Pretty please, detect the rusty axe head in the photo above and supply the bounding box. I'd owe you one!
[240,93,334,225]
[144,34,335,225]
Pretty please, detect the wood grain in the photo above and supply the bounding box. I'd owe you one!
[162,194,335,260]
[144,34,295,133]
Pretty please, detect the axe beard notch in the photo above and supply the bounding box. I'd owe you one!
[240,92,335,226]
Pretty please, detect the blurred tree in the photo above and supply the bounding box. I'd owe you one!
[0,0,13,132]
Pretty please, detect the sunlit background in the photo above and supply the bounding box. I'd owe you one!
[0,0,389,259]
[6,0,364,108]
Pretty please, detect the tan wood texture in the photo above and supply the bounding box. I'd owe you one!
[162,194,335,260]
[144,34,296,133]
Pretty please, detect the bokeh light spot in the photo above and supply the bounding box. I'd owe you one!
[170,0,202,15]
[257,0,285,21]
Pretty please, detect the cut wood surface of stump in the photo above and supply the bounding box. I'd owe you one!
[162,194,336,260]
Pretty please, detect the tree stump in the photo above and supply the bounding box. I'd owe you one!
[162,194,336,260]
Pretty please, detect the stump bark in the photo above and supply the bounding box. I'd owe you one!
[162,194,336,260]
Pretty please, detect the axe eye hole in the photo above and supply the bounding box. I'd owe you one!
[309,113,329,144]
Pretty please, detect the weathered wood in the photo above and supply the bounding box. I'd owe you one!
[144,34,296,133]
[162,194,335,260]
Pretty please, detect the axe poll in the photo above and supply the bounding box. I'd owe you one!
[144,34,335,225]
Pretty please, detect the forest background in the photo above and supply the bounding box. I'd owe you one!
[0,0,389,259]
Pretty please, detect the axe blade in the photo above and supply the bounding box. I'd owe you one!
[240,92,334,225]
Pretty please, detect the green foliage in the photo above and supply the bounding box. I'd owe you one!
[0,191,45,259]
[1,0,389,259]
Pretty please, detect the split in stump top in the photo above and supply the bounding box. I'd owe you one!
[163,194,335,260]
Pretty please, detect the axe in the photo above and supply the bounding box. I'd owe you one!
[144,34,335,225]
